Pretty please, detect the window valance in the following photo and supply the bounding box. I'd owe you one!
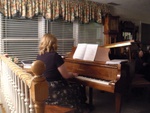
[0,0,110,24]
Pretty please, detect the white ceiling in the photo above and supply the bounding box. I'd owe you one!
[90,0,150,24]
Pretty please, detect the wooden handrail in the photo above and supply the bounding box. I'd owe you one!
[0,56,32,87]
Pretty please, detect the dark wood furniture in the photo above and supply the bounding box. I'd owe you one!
[64,41,133,113]
[118,21,138,42]
[128,50,150,97]
[104,14,120,44]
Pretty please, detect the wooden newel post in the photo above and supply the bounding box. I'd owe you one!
[30,60,48,113]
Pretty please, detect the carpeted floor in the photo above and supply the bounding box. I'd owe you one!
[0,88,149,113]
[87,88,150,113]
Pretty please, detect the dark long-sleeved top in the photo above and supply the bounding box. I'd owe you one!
[36,52,64,82]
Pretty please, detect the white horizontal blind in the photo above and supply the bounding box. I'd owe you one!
[48,19,74,56]
[0,14,39,62]
[78,22,104,45]
[0,14,104,62]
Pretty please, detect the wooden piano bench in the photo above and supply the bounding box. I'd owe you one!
[45,105,76,113]
[126,74,150,101]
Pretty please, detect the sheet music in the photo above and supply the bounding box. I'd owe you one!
[83,44,98,61]
[105,59,128,64]
[73,43,98,61]
[73,43,87,60]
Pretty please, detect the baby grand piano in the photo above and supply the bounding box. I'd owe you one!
[64,40,134,113]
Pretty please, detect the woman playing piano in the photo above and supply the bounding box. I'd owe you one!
[36,33,89,113]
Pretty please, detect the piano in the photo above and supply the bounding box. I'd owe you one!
[64,40,134,113]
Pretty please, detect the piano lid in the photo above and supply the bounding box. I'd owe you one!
[66,40,134,62]
[94,47,110,62]
[102,40,134,48]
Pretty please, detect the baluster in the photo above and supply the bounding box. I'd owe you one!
[16,69,25,113]
[10,71,15,113]
[29,94,35,113]
[12,67,23,113]
[3,69,8,113]
[20,80,25,113]
[7,68,11,112]
[12,72,16,113]
[1,63,8,112]
[7,71,12,112]
[8,69,13,112]
[8,70,12,113]
[7,64,13,112]
[17,76,21,113]
[24,84,30,113]
[14,74,18,113]
[11,70,17,113]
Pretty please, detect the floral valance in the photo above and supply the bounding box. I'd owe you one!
[0,0,110,24]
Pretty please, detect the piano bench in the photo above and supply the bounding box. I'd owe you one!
[45,105,76,113]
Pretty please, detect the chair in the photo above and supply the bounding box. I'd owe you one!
[128,60,150,96]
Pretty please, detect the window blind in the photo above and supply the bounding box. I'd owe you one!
[0,13,104,62]
[0,14,39,62]
[48,19,74,56]
[78,22,104,45]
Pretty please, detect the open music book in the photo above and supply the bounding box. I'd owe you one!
[73,43,98,61]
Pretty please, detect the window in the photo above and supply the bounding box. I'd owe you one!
[75,21,104,45]
[0,14,104,62]
[48,19,74,56]
[0,14,40,61]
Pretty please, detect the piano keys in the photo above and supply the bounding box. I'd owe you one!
[64,41,133,113]
[76,76,111,86]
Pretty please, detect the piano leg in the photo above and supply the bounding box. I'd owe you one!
[89,87,93,105]
[88,87,94,111]
[115,93,122,113]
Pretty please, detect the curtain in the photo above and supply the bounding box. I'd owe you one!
[0,0,110,24]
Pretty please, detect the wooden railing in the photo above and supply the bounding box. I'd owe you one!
[0,55,48,113]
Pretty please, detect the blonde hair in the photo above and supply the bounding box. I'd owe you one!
[39,33,58,55]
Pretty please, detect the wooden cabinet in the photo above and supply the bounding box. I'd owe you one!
[104,14,119,44]
[118,21,138,42]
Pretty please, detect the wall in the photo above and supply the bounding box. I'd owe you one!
[109,6,150,43]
